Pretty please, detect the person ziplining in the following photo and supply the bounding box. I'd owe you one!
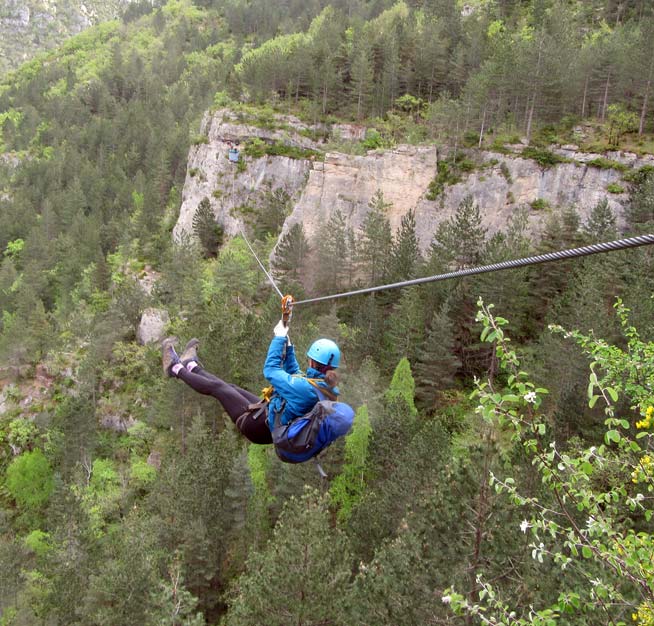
[161,294,354,464]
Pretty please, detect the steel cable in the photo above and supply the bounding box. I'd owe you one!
[292,234,654,307]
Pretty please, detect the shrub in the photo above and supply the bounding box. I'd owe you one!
[530,198,549,210]
[5,449,54,509]
[607,183,624,194]
[622,165,654,184]
[587,157,628,172]
[521,146,568,167]
[499,162,513,184]
[362,128,384,150]
[426,153,477,200]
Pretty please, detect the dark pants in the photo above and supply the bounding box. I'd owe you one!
[176,366,273,444]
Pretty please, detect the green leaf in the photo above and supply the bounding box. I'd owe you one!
[607,387,618,402]
[580,462,593,476]
[581,546,593,558]
[605,430,621,444]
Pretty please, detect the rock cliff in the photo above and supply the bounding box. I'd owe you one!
[175,109,654,257]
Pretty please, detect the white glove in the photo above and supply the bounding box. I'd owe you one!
[273,320,289,337]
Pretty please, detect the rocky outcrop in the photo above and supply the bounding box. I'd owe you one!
[173,109,321,243]
[137,308,170,345]
[176,109,650,258]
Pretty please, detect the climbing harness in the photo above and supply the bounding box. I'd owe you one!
[292,234,654,306]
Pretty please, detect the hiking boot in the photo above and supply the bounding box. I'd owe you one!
[162,337,180,377]
[180,338,201,367]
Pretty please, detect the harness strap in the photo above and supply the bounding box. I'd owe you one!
[236,399,269,423]
[253,377,335,426]
[306,378,337,401]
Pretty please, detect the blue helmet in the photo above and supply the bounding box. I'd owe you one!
[307,338,341,368]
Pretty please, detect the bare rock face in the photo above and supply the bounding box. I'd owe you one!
[177,109,642,262]
[284,146,437,250]
[137,308,170,345]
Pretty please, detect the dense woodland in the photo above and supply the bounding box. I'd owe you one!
[0,0,654,624]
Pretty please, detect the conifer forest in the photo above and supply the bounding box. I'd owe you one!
[1,0,654,624]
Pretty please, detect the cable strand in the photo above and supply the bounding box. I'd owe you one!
[293,234,654,306]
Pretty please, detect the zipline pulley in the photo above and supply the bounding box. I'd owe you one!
[281,294,294,327]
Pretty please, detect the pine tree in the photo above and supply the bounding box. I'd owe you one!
[223,489,353,626]
[272,222,309,285]
[385,287,426,366]
[414,301,461,409]
[357,190,393,286]
[315,209,355,293]
[583,198,617,241]
[430,195,487,270]
[389,208,422,283]
[626,169,654,233]
[146,554,204,626]
[192,197,223,258]
[348,30,374,118]
[330,404,372,523]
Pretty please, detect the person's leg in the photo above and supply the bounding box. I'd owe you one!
[175,368,249,420]
[186,367,260,404]
[175,368,272,444]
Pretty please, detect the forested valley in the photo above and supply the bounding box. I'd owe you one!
[1,0,654,624]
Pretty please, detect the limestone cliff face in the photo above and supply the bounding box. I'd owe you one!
[175,110,654,258]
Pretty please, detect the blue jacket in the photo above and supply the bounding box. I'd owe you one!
[263,336,353,461]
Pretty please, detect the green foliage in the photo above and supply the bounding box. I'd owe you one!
[426,154,476,200]
[385,357,417,416]
[223,488,353,626]
[499,161,513,184]
[192,197,224,258]
[3,238,24,261]
[2,1,654,623]
[606,182,624,194]
[586,157,628,172]
[530,198,550,210]
[247,444,274,506]
[271,222,309,284]
[5,449,54,510]
[521,146,568,168]
[129,457,157,489]
[23,529,52,557]
[330,405,372,523]
[361,128,384,150]
[607,103,639,148]
[243,137,322,161]
[447,299,654,624]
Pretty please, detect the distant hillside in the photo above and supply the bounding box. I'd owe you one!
[0,0,136,75]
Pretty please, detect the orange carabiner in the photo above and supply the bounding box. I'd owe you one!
[281,294,294,326]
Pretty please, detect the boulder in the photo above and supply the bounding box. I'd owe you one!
[137,308,170,345]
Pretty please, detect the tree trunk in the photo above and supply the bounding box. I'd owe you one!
[601,71,611,120]
[478,107,486,148]
[581,74,589,118]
